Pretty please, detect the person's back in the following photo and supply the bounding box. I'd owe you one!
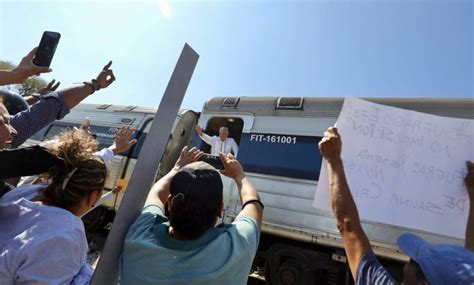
[121,204,258,284]
[0,184,89,284]
[121,148,263,285]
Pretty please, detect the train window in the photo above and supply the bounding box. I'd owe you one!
[238,133,323,181]
[194,117,244,156]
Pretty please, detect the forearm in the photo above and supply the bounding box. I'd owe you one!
[327,159,361,230]
[327,158,372,280]
[0,70,22,85]
[147,168,179,206]
[200,132,212,145]
[466,199,474,251]
[234,174,263,227]
[59,84,94,109]
[235,175,260,205]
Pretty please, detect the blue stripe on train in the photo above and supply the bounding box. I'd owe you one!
[237,133,323,181]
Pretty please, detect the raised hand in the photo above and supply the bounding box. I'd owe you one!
[39,79,61,95]
[95,61,116,89]
[219,153,245,180]
[174,146,204,170]
[111,125,137,155]
[318,127,342,163]
[12,47,52,82]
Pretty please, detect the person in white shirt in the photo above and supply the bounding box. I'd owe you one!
[195,125,238,157]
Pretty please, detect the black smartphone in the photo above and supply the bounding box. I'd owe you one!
[200,153,224,170]
[33,31,61,67]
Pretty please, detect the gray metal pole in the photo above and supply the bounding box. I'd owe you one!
[91,43,199,284]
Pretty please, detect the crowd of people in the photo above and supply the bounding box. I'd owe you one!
[0,46,472,285]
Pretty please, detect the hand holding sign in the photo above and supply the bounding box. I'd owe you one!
[318,127,342,164]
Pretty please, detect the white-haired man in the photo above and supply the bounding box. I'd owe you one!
[195,125,238,157]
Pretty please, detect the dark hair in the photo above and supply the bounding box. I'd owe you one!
[409,260,428,282]
[40,129,107,210]
[169,166,223,239]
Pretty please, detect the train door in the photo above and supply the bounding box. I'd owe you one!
[157,110,201,178]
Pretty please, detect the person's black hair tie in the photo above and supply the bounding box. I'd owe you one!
[242,199,264,210]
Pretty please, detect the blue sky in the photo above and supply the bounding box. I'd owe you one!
[0,0,472,111]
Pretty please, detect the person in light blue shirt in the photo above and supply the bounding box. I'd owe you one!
[121,147,264,285]
[0,129,106,285]
[0,127,136,285]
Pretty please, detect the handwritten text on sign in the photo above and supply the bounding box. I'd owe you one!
[313,97,473,239]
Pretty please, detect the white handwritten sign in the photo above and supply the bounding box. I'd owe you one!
[313,97,474,239]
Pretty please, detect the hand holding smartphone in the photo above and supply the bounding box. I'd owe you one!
[33,31,61,67]
[200,153,224,170]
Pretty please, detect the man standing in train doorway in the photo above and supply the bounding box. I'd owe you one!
[195,125,239,157]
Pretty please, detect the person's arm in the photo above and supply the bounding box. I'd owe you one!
[0,48,51,86]
[144,147,203,209]
[0,70,27,86]
[10,61,115,147]
[195,125,212,145]
[318,127,372,280]
[0,146,62,179]
[465,160,474,251]
[219,153,263,228]
[95,125,137,168]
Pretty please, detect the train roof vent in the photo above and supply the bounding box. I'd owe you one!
[97,104,112,109]
[276,97,304,110]
[119,105,137,111]
[222,97,240,108]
